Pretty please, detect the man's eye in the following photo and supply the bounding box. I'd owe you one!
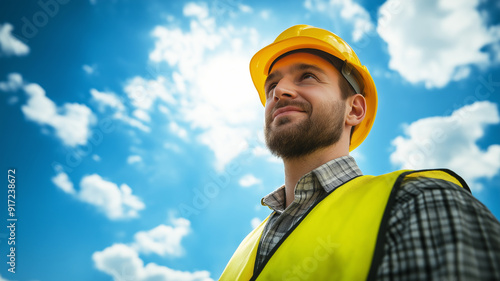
[302,73,317,80]
[266,83,277,96]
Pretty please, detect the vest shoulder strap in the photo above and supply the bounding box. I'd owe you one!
[366,168,469,280]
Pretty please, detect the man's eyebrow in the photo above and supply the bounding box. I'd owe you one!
[292,63,326,75]
[265,63,327,86]
[264,71,281,88]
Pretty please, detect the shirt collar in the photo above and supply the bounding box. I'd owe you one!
[261,155,362,212]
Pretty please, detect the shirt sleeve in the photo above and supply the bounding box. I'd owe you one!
[375,176,500,281]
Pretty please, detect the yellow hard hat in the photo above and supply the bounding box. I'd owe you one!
[250,24,377,151]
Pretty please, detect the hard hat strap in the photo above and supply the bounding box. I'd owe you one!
[341,61,363,95]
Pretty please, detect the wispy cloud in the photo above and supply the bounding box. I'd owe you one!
[93,217,213,281]
[79,174,145,219]
[93,243,213,281]
[239,174,262,187]
[0,23,29,57]
[52,172,76,195]
[304,0,375,42]
[82,64,96,75]
[127,155,143,165]
[251,217,262,229]
[90,88,150,132]
[52,172,145,220]
[0,73,23,92]
[124,76,175,110]
[21,82,95,147]
[132,217,190,257]
[148,2,262,170]
[90,88,125,112]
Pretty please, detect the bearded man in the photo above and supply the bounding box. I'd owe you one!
[220,25,500,281]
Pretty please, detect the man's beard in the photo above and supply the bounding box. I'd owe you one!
[264,100,345,159]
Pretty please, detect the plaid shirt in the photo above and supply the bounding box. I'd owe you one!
[256,156,500,280]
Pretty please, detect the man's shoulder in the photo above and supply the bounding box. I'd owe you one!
[395,170,471,203]
[390,170,497,222]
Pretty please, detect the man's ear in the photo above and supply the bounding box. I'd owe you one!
[346,94,366,127]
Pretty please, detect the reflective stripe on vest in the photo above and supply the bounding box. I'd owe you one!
[220,169,469,281]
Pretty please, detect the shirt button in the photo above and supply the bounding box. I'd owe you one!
[273,237,280,243]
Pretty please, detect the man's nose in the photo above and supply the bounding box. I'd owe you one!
[273,78,297,102]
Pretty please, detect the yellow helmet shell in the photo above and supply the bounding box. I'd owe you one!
[250,24,377,151]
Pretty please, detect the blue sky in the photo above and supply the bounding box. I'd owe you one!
[0,0,499,280]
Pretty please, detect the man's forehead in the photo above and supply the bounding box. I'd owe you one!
[265,53,334,86]
[265,63,326,84]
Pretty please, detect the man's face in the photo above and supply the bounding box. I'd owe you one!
[264,52,347,159]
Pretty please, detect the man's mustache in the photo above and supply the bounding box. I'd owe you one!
[269,100,311,117]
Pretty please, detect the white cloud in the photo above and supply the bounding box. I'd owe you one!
[239,174,262,187]
[21,83,95,147]
[390,101,500,191]
[164,142,182,153]
[7,96,18,105]
[304,0,375,42]
[158,104,172,115]
[133,109,151,122]
[90,88,153,133]
[252,146,270,157]
[239,4,252,13]
[52,172,76,195]
[377,0,500,88]
[90,88,125,112]
[251,217,262,229]
[184,2,210,19]
[79,174,145,219]
[114,111,151,133]
[93,217,212,281]
[124,76,175,111]
[148,3,262,171]
[260,10,270,20]
[169,122,188,140]
[0,23,29,57]
[127,155,143,165]
[92,154,101,162]
[349,149,365,163]
[132,217,190,257]
[83,64,96,74]
[93,244,213,281]
[0,73,23,92]
[197,125,252,171]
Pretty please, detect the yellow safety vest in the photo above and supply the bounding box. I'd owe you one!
[220,169,469,281]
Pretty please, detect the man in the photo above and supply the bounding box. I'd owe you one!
[220,25,500,280]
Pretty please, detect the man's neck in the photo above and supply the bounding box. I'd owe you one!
[282,144,348,208]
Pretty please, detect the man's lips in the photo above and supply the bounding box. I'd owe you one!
[272,106,305,120]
